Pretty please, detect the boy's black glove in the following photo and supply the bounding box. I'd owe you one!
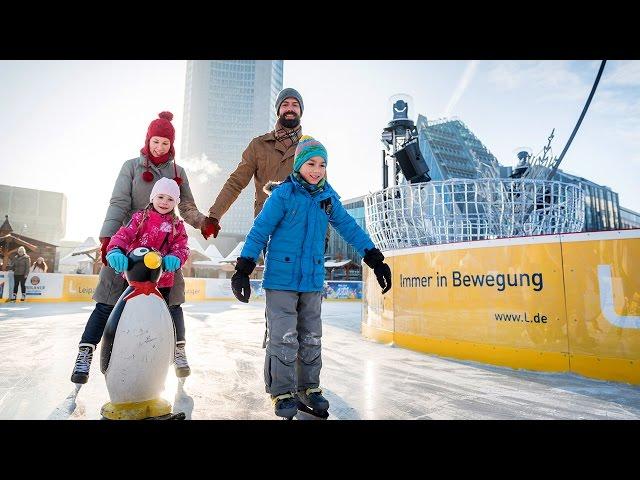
[363,247,392,294]
[231,257,256,303]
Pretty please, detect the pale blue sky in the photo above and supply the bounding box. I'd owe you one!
[1,60,638,241]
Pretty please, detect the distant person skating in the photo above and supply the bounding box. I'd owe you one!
[31,257,48,273]
[230,136,392,419]
[8,246,31,302]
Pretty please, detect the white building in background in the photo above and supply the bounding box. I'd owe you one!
[181,60,284,254]
[0,184,67,244]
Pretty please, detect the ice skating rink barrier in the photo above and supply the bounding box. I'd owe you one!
[0,274,363,303]
[362,229,640,385]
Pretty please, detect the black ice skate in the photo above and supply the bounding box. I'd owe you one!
[174,341,191,378]
[297,387,330,419]
[71,343,95,384]
[272,392,298,420]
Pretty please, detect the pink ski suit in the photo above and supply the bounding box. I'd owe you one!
[107,208,190,288]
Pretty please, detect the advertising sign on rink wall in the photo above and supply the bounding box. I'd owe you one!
[363,229,640,385]
[1,274,363,303]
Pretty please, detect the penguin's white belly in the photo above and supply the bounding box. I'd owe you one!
[105,295,174,404]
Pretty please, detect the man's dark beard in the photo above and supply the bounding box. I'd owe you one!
[279,112,300,128]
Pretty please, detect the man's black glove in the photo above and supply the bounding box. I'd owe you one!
[363,247,392,294]
[231,257,256,303]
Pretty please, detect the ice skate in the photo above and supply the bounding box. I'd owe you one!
[297,387,330,419]
[71,343,95,384]
[272,392,298,420]
[174,341,191,378]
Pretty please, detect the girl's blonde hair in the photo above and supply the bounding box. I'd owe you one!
[133,203,180,246]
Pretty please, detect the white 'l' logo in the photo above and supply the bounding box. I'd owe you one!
[597,264,640,329]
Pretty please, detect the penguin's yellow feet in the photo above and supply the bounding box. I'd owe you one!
[101,398,172,420]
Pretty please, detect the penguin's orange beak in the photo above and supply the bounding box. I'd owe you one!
[143,251,162,270]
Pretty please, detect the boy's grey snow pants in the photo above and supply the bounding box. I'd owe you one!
[264,289,323,396]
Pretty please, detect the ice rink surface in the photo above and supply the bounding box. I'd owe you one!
[1,301,639,420]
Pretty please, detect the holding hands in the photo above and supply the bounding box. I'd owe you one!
[201,217,221,240]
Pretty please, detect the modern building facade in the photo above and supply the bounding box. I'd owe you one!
[416,115,503,181]
[416,115,623,232]
[181,60,284,251]
[620,206,640,229]
[551,170,621,231]
[0,184,66,244]
[326,195,367,279]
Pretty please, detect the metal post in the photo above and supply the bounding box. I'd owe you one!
[391,130,397,187]
[382,150,388,189]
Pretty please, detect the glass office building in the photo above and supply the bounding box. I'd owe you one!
[326,195,367,279]
[181,60,283,238]
[417,114,623,232]
[416,115,503,181]
[552,170,621,231]
[619,206,640,229]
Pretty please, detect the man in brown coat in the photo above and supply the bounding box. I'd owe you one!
[201,88,304,239]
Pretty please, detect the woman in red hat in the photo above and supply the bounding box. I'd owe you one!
[70,111,208,385]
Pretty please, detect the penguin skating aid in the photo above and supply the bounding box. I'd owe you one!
[100,247,185,420]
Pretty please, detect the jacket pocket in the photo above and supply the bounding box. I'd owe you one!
[313,255,325,289]
[266,251,296,286]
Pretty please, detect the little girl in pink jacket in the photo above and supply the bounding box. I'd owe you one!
[106,177,190,289]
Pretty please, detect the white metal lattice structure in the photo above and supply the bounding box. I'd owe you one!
[364,179,585,251]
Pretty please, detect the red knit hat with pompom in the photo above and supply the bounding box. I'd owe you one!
[140,111,182,185]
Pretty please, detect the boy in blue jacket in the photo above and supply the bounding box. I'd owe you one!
[231,135,392,419]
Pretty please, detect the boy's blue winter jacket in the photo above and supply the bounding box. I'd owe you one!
[240,174,375,292]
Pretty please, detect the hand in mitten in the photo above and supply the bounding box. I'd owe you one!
[99,237,111,266]
[231,257,256,303]
[363,247,392,294]
[163,255,181,272]
[201,217,221,240]
[106,249,128,273]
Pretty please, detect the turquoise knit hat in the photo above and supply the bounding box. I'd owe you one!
[293,135,328,172]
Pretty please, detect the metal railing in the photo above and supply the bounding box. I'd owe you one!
[364,179,585,251]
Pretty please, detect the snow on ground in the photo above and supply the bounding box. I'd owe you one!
[1,301,639,420]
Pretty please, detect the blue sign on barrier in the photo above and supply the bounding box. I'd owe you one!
[248,280,362,300]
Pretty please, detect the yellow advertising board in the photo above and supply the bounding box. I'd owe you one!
[561,231,640,384]
[184,278,206,301]
[362,230,640,385]
[63,274,100,301]
[362,256,395,344]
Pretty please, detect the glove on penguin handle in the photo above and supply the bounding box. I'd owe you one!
[106,248,128,274]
